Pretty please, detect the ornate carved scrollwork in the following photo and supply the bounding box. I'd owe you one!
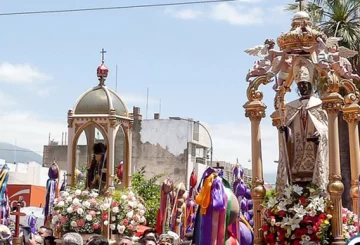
[321,93,344,114]
[68,110,74,128]
[246,75,271,102]
[251,177,266,198]
[340,79,360,105]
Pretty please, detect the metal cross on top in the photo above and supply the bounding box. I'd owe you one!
[100,48,107,63]
[295,0,305,11]
[214,162,224,170]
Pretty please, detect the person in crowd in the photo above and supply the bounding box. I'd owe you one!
[118,236,132,245]
[62,233,83,245]
[38,227,53,238]
[44,236,56,245]
[140,237,156,245]
[86,235,108,245]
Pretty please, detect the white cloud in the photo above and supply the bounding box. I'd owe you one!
[210,3,264,25]
[0,111,67,155]
[120,92,159,105]
[0,62,52,84]
[0,91,17,107]
[210,120,279,174]
[165,8,203,20]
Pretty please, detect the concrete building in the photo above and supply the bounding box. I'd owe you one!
[43,107,211,187]
[211,161,252,186]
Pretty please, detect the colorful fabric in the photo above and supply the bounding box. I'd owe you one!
[44,162,60,225]
[0,164,10,226]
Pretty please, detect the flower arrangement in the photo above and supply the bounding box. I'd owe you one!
[262,184,332,244]
[108,190,147,237]
[342,208,358,241]
[52,189,105,234]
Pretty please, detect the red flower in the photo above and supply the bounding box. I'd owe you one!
[111,202,119,207]
[264,233,275,243]
[278,210,286,217]
[123,219,129,226]
[262,224,269,232]
[319,213,327,220]
[102,213,108,220]
[343,216,348,223]
[77,219,85,227]
[293,240,301,245]
[299,197,307,205]
[93,223,100,230]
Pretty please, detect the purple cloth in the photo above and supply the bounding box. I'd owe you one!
[212,177,226,211]
[240,221,253,245]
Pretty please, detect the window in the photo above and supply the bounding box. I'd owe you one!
[193,122,199,141]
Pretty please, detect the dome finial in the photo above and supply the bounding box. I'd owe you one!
[97,48,109,86]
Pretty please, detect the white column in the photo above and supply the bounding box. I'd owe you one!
[67,126,75,186]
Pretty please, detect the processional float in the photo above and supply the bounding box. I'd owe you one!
[244,8,360,245]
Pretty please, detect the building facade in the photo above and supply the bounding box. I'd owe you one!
[43,107,211,187]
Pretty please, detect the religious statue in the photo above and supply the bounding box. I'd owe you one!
[308,35,360,81]
[244,39,283,82]
[44,162,60,226]
[86,143,107,192]
[276,56,329,192]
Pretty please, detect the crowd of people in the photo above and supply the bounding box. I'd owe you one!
[20,226,185,245]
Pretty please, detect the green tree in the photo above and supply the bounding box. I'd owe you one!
[131,167,164,227]
[285,0,360,209]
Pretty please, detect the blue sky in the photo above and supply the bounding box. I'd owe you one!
[0,0,300,175]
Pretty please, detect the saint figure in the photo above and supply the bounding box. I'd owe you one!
[276,59,329,192]
[86,143,107,192]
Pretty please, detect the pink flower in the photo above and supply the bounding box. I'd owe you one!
[57,197,63,201]
[90,198,97,206]
[77,219,85,227]
[60,216,68,224]
[133,215,139,222]
[128,224,134,231]
[89,210,96,217]
[93,223,100,230]
[73,206,79,211]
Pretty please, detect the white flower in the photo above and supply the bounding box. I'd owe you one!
[83,201,91,208]
[293,185,303,196]
[128,201,134,208]
[90,192,99,198]
[286,217,301,230]
[70,221,77,227]
[67,207,73,213]
[61,191,69,198]
[51,215,59,224]
[139,210,145,216]
[86,215,92,221]
[104,220,109,226]
[292,204,307,219]
[117,225,125,234]
[72,198,80,206]
[126,211,134,218]
[110,224,116,230]
[111,216,116,221]
[112,207,119,213]
[283,186,292,199]
[277,201,287,212]
[77,208,84,215]
[267,197,278,209]
[138,204,144,210]
[280,216,291,228]
[131,220,136,225]
[140,216,146,223]
[101,203,110,211]
[57,201,65,207]
[66,196,73,203]
[121,195,127,200]
[75,189,81,196]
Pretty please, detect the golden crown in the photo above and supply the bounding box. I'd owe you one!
[276,11,323,51]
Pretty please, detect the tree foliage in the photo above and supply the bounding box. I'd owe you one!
[131,167,164,227]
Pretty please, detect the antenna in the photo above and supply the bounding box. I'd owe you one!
[115,65,118,92]
[159,99,162,115]
[48,133,51,145]
[146,87,149,119]
[14,139,17,163]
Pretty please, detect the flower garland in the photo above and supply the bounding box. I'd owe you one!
[262,184,331,244]
[342,208,358,241]
[52,189,104,234]
[108,190,147,237]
